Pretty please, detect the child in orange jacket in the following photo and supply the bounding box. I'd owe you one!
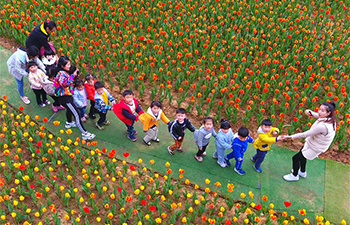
[139,101,171,146]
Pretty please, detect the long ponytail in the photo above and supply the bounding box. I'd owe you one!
[321,101,336,130]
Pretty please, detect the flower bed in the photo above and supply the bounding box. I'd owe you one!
[0,97,347,224]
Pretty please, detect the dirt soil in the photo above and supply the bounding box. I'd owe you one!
[1,36,349,165]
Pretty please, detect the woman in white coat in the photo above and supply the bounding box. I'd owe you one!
[283,102,336,181]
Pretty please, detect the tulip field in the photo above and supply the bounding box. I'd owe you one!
[1,96,347,225]
[0,0,349,151]
[0,0,350,223]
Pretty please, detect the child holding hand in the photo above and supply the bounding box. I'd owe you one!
[167,108,196,155]
[139,101,170,146]
[84,74,97,119]
[214,119,234,168]
[94,81,115,130]
[224,127,254,175]
[73,78,89,122]
[251,119,284,173]
[193,117,217,162]
[113,90,144,141]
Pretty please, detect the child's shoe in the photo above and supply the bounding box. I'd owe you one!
[195,155,203,162]
[52,105,59,112]
[81,117,87,122]
[44,100,51,105]
[224,157,231,166]
[21,96,31,104]
[95,123,105,130]
[202,151,207,156]
[291,169,307,178]
[253,165,262,173]
[65,121,76,129]
[167,146,174,155]
[103,120,111,126]
[234,168,246,175]
[217,161,227,168]
[283,173,299,181]
[176,147,184,152]
[251,157,256,162]
[212,154,218,159]
[89,114,96,119]
[84,114,89,119]
[127,134,137,142]
[39,103,46,108]
[82,131,96,141]
[153,138,160,142]
[143,139,151,146]
[132,130,137,135]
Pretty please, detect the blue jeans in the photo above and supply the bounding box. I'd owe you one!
[78,106,86,118]
[15,78,24,97]
[125,121,135,137]
[252,149,268,169]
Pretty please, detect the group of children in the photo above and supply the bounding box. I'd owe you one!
[26,58,284,175]
[169,109,284,175]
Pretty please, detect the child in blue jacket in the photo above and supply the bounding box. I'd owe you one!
[73,78,89,122]
[214,119,234,168]
[224,127,254,175]
[94,81,115,130]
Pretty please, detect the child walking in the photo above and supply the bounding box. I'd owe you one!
[167,108,196,155]
[113,90,144,141]
[139,101,171,146]
[251,119,283,173]
[214,119,234,168]
[224,127,254,175]
[84,74,97,119]
[193,117,217,162]
[27,61,50,107]
[94,81,115,130]
[73,78,89,122]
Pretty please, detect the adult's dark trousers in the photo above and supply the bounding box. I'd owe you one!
[292,147,307,176]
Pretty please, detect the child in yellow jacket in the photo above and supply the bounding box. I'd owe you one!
[251,119,284,173]
[139,101,171,146]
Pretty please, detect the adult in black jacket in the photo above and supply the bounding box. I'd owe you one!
[26,21,56,56]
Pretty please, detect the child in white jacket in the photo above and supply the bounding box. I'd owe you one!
[28,61,50,107]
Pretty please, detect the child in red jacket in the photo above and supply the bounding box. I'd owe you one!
[84,74,97,119]
[113,90,144,141]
